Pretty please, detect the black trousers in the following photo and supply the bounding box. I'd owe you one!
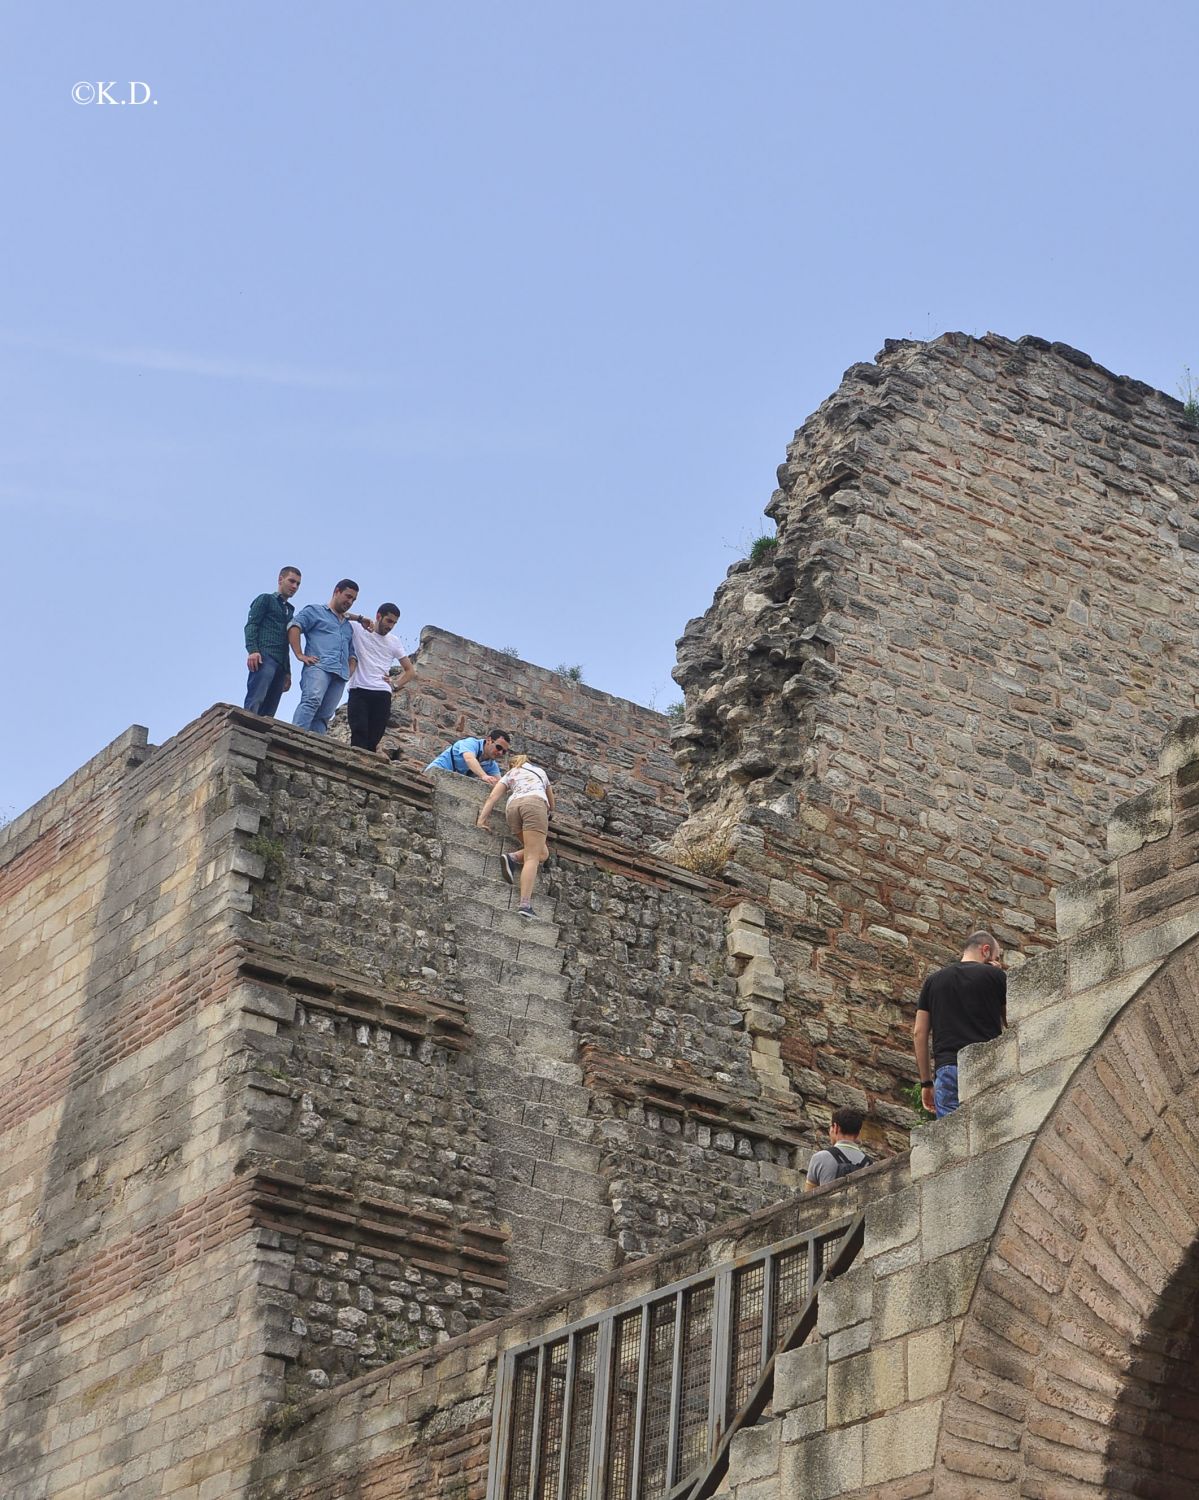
[347,688,392,750]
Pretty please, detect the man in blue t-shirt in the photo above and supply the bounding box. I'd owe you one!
[425,729,511,784]
[288,579,360,735]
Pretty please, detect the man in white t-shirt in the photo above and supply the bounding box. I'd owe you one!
[346,603,415,754]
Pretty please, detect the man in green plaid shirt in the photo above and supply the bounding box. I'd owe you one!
[244,566,302,716]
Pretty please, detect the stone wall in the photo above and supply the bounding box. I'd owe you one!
[243,1161,904,1500]
[351,625,685,845]
[0,711,286,1499]
[237,723,811,1375]
[0,699,824,1496]
[713,712,1199,1499]
[673,332,1199,1134]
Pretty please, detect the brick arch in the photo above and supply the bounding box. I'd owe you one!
[933,937,1199,1497]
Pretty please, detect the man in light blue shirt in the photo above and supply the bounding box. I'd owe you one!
[288,579,359,734]
[425,730,510,783]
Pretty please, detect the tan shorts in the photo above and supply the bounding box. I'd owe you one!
[506,795,549,837]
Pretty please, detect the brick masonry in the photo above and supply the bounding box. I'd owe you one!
[0,701,812,1496]
[673,332,1199,1137]
[6,334,1199,1498]
[707,713,1199,1499]
[332,624,685,845]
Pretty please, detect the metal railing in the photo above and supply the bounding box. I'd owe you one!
[486,1214,863,1500]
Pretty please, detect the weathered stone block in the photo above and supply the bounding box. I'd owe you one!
[906,1321,955,1401]
[863,1185,920,1260]
[779,1424,863,1500]
[908,1108,969,1181]
[1054,866,1118,939]
[781,1400,827,1443]
[737,961,785,1003]
[728,901,766,929]
[861,1399,942,1486]
[919,1139,1030,1260]
[967,1058,1073,1155]
[816,1265,872,1338]
[727,927,772,961]
[1158,713,1199,777]
[1107,781,1171,857]
[1018,964,1154,1073]
[728,1421,780,1484]
[873,1243,987,1342]
[826,1339,906,1424]
[826,1320,873,1361]
[1068,918,1122,992]
[956,1030,1016,1101]
[1004,945,1068,1024]
[774,1343,828,1412]
[1123,907,1199,970]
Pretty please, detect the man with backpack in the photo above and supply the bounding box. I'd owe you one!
[804,1108,873,1190]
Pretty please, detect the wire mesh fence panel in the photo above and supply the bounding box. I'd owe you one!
[770,1244,811,1348]
[638,1299,678,1497]
[728,1263,766,1418]
[536,1339,569,1500]
[605,1311,643,1500]
[564,1327,598,1500]
[675,1283,715,1480]
[816,1227,846,1280]
[492,1216,860,1500]
[507,1352,541,1500]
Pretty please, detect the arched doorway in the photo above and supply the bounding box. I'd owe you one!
[934,938,1199,1496]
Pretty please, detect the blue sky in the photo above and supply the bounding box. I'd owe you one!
[4,2,1198,819]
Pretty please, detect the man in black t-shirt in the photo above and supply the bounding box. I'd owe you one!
[913,931,1007,1118]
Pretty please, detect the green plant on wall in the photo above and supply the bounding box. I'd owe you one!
[556,663,584,682]
[248,831,286,883]
[1180,366,1199,427]
[664,700,685,723]
[748,533,778,564]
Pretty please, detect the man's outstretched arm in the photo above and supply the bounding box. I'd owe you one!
[913,1010,934,1116]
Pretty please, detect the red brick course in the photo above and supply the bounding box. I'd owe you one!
[0,1177,256,1359]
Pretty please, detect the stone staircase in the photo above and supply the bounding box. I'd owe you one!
[430,772,619,1309]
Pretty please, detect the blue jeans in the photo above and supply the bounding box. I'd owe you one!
[244,655,289,717]
[292,665,346,734]
[934,1065,959,1118]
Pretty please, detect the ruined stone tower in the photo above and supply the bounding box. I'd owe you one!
[3,333,1198,1499]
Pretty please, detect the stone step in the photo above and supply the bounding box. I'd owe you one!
[445,844,500,878]
[486,1119,582,1168]
[459,953,571,1002]
[526,1055,585,1087]
[451,897,562,949]
[462,1007,514,1040]
[430,771,490,805]
[462,954,570,1002]
[506,1215,618,1271]
[478,1063,592,1117]
[496,1180,613,1237]
[460,946,567,985]
[442,822,517,855]
[507,1245,613,1296]
[442,870,561,932]
[508,1019,575,1062]
[507,1277,565,1313]
[456,920,564,972]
